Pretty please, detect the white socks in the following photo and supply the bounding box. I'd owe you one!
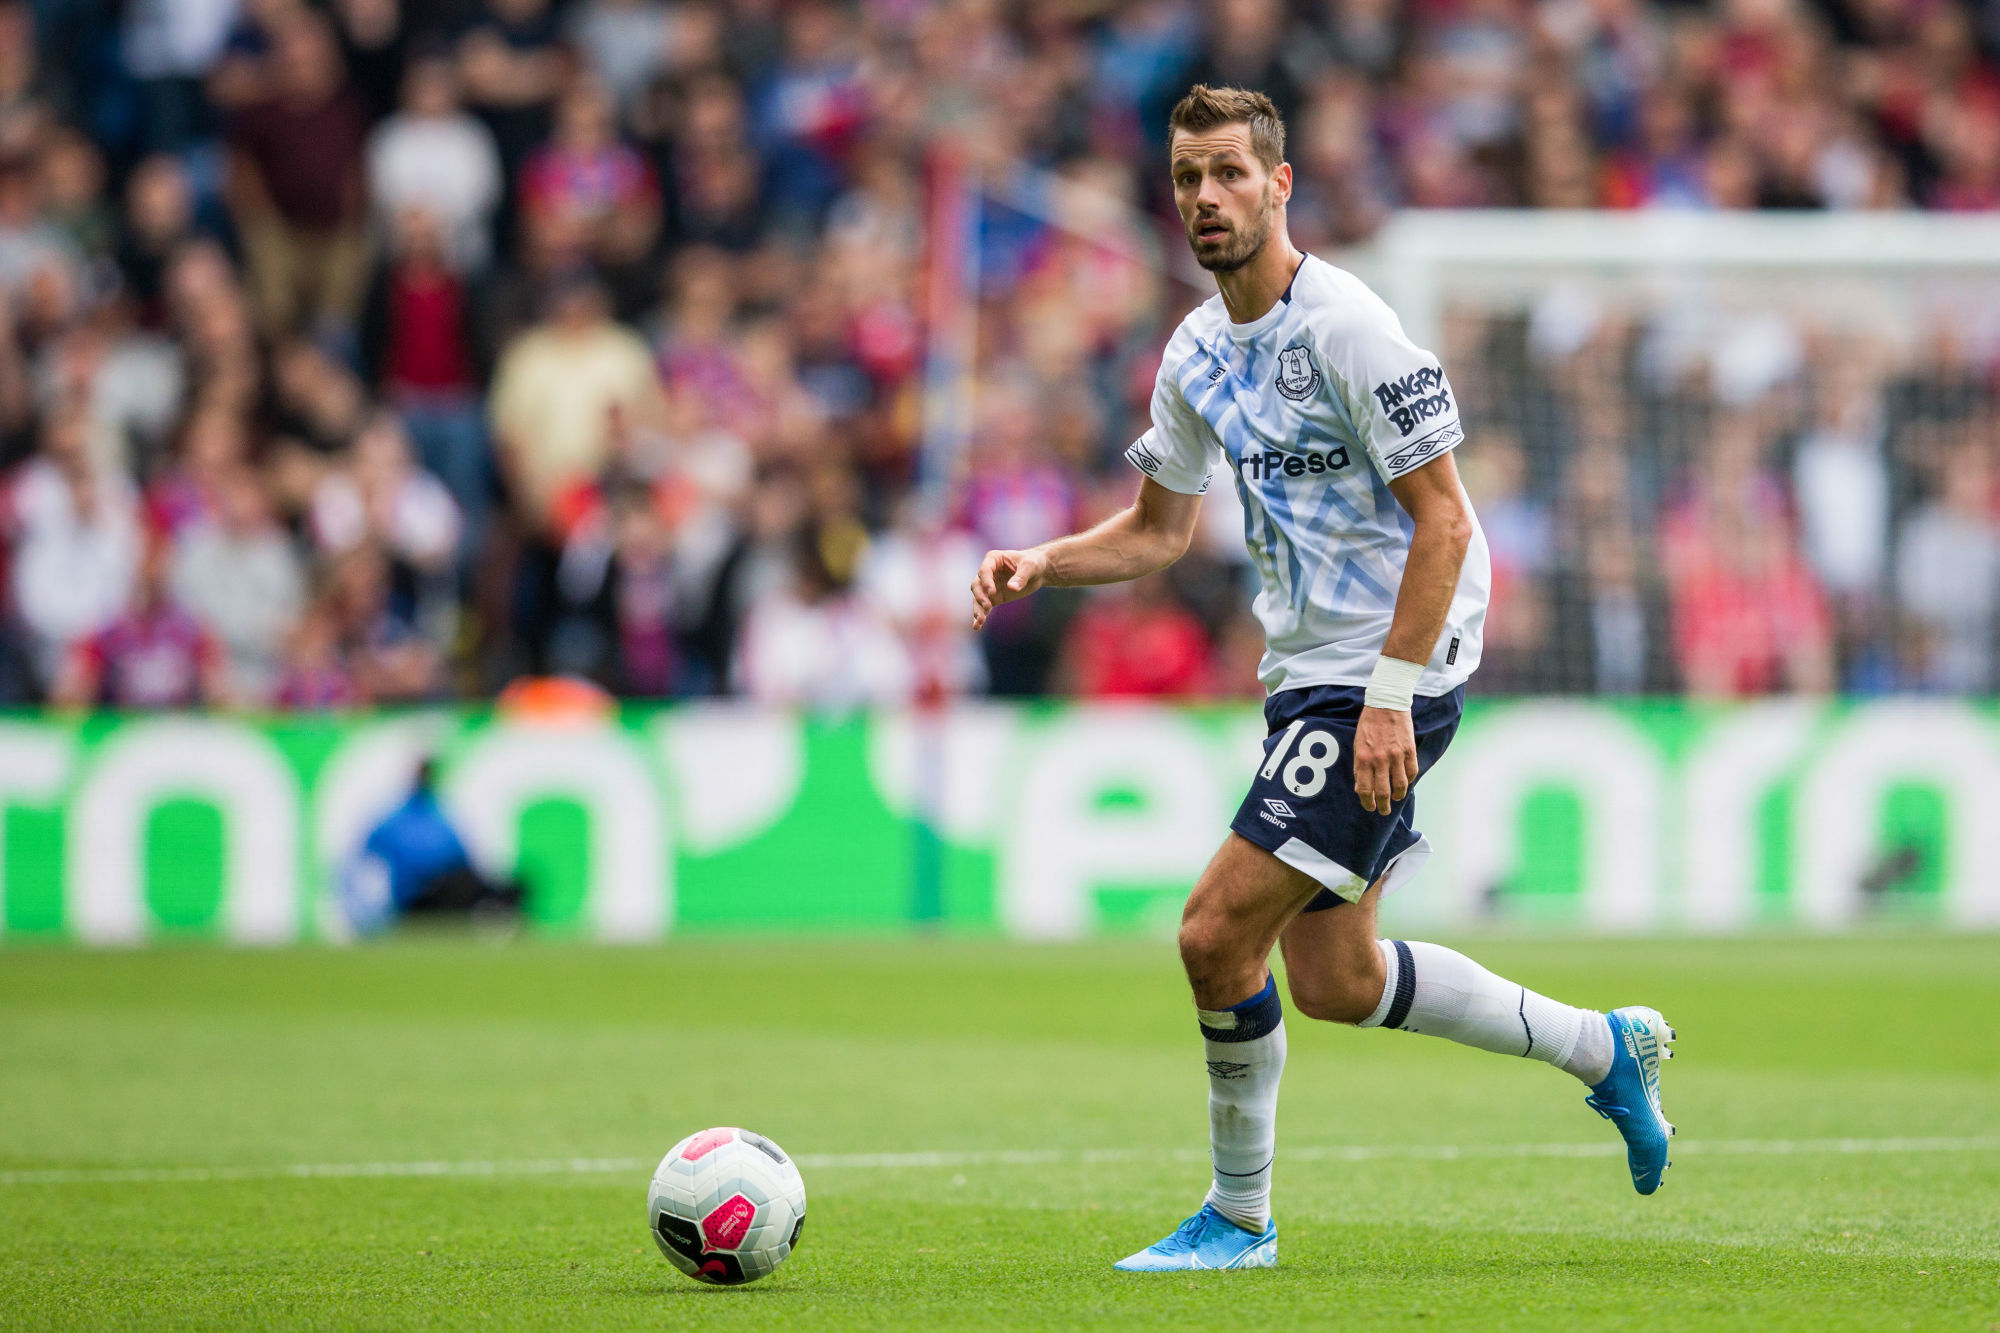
[1361,939,1613,1087]
[1196,974,1285,1233]
[1187,946,1611,1235]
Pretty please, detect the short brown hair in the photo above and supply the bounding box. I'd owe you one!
[1168,85,1286,171]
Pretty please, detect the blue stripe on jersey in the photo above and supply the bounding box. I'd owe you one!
[1229,339,1309,608]
[1260,463,1307,610]
[1181,341,1296,607]
[1274,403,1403,613]
[1184,337,1242,441]
[1175,329,1409,616]
[1297,366,1413,550]
[1235,469,1281,597]
[1136,256,1486,697]
[1329,556,1391,609]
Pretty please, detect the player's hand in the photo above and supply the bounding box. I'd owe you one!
[1354,705,1417,816]
[971,548,1050,629]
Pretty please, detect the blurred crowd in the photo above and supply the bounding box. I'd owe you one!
[0,0,1997,711]
[1453,287,2000,696]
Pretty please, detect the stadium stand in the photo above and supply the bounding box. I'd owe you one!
[2,0,1998,707]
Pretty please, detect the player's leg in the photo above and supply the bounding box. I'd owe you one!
[1227,683,1575,1065]
[1279,886,1677,1194]
[1180,833,1322,1225]
[1280,882,1612,1077]
[1178,831,1321,1009]
[1233,682,1677,1194]
[1113,833,1318,1272]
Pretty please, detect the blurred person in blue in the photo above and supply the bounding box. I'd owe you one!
[340,755,521,934]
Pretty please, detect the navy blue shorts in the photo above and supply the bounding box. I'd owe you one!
[1229,684,1465,911]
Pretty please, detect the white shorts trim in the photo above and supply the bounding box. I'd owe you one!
[1274,833,1432,904]
[1273,837,1368,900]
[1377,834,1432,898]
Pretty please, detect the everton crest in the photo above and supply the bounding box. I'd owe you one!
[1275,344,1320,401]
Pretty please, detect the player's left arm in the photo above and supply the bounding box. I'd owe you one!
[1353,452,1476,816]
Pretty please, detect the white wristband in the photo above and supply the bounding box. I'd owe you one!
[1363,655,1425,712]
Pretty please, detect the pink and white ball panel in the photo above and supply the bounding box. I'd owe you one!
[648,1127,807,1285]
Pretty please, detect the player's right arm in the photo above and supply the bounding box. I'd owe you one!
[970,477,1201,630]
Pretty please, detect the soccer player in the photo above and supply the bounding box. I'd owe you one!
[970,85,1675,1272]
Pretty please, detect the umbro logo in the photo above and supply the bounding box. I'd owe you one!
[1263,799,1295,819]
[1384,422,1461,474]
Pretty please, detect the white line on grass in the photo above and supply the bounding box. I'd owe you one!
[3,1135,1997,1187]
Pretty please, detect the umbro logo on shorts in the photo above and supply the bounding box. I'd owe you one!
[1260,798,1295,828]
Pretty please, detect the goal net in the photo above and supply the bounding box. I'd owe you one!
[1345,209,2000,700]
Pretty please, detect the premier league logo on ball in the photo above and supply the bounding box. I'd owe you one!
[1274,344,1320,401]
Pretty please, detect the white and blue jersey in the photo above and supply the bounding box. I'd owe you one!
[1126,255,1489,698]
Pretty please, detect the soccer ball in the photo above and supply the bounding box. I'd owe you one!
[647,1127,807,1285]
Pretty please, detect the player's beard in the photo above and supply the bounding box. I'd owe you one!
[1189,187,1277,273]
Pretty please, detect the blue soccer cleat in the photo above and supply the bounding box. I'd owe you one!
[1113,1202,1277,1271]
[1585,1005,1676,1195]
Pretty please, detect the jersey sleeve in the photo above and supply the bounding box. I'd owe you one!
[1125,340,1217,496]
[1322,292,1465,483]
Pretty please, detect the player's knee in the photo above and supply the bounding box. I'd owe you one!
[1287,968,1384,1025]
[1177,916,1220,977]
[1177,912,1244,988]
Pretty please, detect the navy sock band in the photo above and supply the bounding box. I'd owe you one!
[1199,973,1283,1043]
[1383,940,1417,1030]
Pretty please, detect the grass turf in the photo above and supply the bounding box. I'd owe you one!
[1,935,1996,1330]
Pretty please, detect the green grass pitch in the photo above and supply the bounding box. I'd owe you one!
[2,934,1997,1330]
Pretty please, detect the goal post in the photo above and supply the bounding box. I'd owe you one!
[1334,208,2000,701]
[1357,209,2000,346]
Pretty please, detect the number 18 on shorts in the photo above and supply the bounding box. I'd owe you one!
[1228,684,1466,910]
